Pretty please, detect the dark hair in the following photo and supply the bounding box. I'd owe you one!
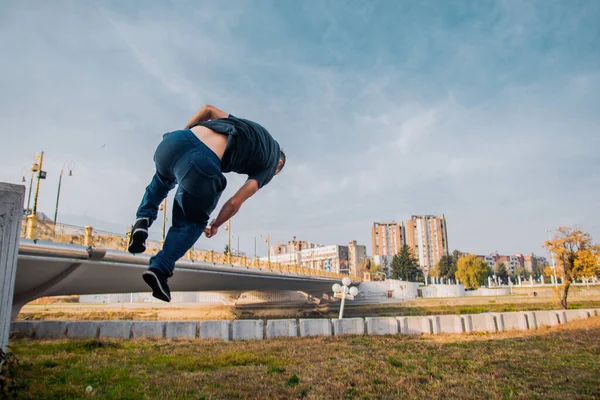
[279,149,286,171]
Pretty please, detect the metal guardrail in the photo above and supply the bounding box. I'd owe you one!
[20,216,351,280]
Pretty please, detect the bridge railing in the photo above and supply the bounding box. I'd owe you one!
[20,215,351,280]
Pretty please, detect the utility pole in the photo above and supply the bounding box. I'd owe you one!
[32,151,44,216]
[54,168,64,225]
[226,220,231,254]
[265,233,271,265]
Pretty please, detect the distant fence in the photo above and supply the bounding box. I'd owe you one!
[20,215,349,280]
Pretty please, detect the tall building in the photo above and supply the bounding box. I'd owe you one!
[371,222,405,276]
[405,214,449,277]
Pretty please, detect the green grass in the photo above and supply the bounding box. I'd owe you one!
[5,318,600,399]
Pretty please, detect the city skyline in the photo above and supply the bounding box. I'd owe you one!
[1,1,599,259]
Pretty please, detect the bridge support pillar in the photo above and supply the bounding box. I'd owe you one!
[1,183,25,354]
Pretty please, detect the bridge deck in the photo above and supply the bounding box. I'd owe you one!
[13,240,342,319]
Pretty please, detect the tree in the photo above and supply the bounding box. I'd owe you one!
[224,244,230,255]
[356,259,382,278]
[369,263,385,280]
[433,255,453,278]
[455,254,489,289]
[544,226,600,309]
[495,262,509,282]
[370,262,383,276]
[513,266,528,280]
[447,250,462,280]
[391,245,422,281]
[530,254,543,278]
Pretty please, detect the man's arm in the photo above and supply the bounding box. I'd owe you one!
[204,179,260,238]
[184,105,229,129]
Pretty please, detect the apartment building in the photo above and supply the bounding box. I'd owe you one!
[405,214,449,277]
[371,222,405,276]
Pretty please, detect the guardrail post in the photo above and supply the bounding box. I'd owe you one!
[84,226,93,247]
[1,183,25,356]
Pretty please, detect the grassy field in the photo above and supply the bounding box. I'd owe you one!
[4,317,600,399]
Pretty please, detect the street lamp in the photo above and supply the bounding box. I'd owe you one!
[254,235,260,259]
[224,220,231,255]
[25,161,38,214]
[53,161,74,233]
[159,199,168,244]
[26,154,45,215]
[229,232,240,256]
[546,230,558,287]
[264,233,271,265]
[291,235,297,267]
[332,277,359,319]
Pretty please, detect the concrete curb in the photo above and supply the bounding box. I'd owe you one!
[10,309,600,341]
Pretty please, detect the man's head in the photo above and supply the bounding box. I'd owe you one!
[276,149,286,175]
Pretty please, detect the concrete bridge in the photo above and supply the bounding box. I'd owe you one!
[12,240,342,319]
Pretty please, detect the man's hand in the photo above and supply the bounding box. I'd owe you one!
[204,220,218,238]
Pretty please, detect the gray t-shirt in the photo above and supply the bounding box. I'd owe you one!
[192,115,280,189]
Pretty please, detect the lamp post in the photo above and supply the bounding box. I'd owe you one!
[332,277,359,319]
[264,233,271,265]
[25,166,36,215]
[32,152,46,216]
[53,162,74,233]
[159,199,168,245]
[546,230,558,287]
[292,235,297,267]
[254,235,259,259]
[225,221,231,254]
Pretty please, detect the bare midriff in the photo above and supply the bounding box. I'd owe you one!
[190,125,228,160]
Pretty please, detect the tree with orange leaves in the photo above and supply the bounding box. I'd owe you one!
[544,226,600,309]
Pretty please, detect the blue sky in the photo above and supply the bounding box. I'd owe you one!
[1,0,599,257]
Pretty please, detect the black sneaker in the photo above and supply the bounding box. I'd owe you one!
[128,217,149,254]
[142,268,171,302]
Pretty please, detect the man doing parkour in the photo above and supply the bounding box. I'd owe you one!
[127,105,285,302]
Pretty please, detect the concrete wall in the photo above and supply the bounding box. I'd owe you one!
[421,284,465,298]
[359,281,510,301]
[1,183,25,354]
[11,309,598,341]
[358,280,419,301]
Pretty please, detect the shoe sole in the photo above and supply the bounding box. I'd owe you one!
[142,271,171,302]
[128,228,148,254]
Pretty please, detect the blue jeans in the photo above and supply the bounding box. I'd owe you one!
[136,129,227,277]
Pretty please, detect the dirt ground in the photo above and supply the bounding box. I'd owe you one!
[18,286,600,321]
